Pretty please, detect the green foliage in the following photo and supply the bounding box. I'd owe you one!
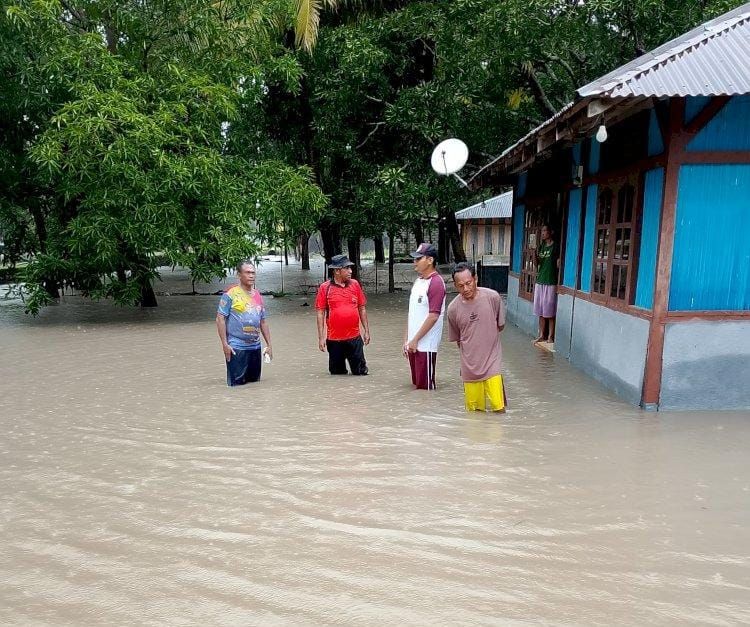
[245,0,744,255]
[1,0,744,312]
[0,0,327,313]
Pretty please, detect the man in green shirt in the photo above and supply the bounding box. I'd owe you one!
[533,224,559,344]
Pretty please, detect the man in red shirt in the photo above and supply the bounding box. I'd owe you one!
[315,254,371,375]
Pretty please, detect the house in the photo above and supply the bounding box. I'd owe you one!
[470,3,750,410]
[455,191,513,263]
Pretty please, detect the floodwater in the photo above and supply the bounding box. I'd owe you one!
[1,265,750,625]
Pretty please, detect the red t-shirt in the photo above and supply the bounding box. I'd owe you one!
[315,279,367,340]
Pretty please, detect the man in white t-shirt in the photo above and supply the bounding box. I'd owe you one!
[403,243,446,390]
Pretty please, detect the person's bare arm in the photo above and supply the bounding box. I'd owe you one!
[407,312,439,353]
[216,313,234,361]
[316,309,327,351]
[260,318,272,358]
[359,306,370,345]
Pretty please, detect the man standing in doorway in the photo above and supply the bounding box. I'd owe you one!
[216,260,273,386]
[315,254,370,375]
[447,263,507,412]
[534,224,559,344]
[404,243,446,390]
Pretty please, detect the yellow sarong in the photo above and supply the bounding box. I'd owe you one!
[464,374,506,412]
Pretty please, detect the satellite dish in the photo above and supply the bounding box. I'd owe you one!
[431,138,469,175]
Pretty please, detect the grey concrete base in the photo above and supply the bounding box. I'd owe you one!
[505,276,539,337]
[554,293,649,406]
[661,321,750,410]
[507,283,649,406]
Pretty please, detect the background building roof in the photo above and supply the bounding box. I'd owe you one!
[455,191,513,220]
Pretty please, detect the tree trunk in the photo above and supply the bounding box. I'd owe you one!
[412,219,424,247]
[347,238,360,280]
[138,281,158,307]
[374,235,385,263]
[29,203,60,298]
[444,211,466,262]
[438,220,448,264]
[300,232,310,270]
[320,219,342,262]
[387,230,395,293]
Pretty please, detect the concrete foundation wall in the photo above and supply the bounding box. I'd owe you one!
[570,298,648,405]
[505,276,538,337]
[555,294,649,405]
[508,284,648,405]
[661,321,750,410]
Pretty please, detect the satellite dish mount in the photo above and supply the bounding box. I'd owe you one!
[430,138,469,188]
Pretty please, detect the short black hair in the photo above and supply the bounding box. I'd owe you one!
[236,259,256,273]
[452,261,475,280]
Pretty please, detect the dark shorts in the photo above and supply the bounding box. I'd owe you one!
[326,336,368,375]
[408,350,438,390]
[226,347,262,386]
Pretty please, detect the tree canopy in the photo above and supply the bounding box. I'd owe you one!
[0,0,743,310]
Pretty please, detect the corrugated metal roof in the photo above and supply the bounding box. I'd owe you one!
[470,2,750,185]
[578,4,750,98]
[455,191,513,220]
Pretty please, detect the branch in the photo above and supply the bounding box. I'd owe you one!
[521,64,556,118]
[60,0,89,27]
[543,53,577,83]
[356,121,385,149]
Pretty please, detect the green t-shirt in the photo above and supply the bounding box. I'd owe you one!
[536,241,558,285]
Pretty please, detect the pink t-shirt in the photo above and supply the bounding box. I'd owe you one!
[447,287,506,382]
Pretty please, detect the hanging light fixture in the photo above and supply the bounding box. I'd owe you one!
[595,124,608,143]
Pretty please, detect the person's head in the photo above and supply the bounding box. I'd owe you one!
[541,224,553,242]
[410,242,438,277]
[236,259,256,289]
[329,254,355,282]
[452,262,477,300]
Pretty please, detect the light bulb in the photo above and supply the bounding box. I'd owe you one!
[595,124,608,143]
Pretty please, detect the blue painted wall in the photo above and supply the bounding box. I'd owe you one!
[579,185,598,293]
[563,188,583,288]
[670,164,750,311]
[572,142,582,167]
[511,203,525,273]
[687,94,750,152]
[588,139,600,175]
[635,168,664,309]
[517,171,528,198]
[684,95,712,124]
[647,109,664,156]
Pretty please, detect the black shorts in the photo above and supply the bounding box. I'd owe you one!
[226,347,262,386]
[326,336,368,375]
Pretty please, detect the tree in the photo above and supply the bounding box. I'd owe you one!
[1,0,327,313]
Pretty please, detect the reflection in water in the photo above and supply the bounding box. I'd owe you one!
[1,283,750,625]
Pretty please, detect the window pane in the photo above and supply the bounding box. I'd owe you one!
[611,265,620,298]
[596,229,607,257]
[622,228,631,260]
[614,228,622,259]
[595,262,607,294]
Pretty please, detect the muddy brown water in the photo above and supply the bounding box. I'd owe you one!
[1,268,749,625]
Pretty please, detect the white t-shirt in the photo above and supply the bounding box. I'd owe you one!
[407,272,446,353]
